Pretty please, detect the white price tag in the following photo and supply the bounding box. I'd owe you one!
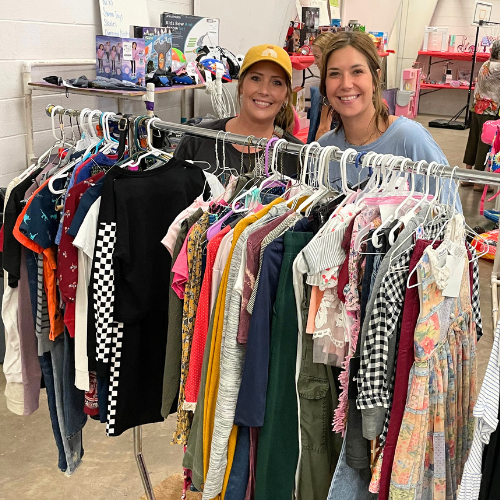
[442,254,465,298]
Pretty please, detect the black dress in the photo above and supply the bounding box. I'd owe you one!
[90,158,205,436]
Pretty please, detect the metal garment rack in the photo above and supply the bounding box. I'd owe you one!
[44,105,500,500]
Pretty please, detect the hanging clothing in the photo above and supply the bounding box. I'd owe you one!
[390,217,477,499]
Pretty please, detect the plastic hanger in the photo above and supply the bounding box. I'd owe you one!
[386,160,435,246]
[296,145,334,214]
[119,117,168,169]
[289,142,320,210]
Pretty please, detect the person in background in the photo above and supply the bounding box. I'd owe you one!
[317,31,460,209]
[174,44,303,176]
[463,39,500,190]
[307,32,337,143]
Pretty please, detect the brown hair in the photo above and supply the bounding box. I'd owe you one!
[311,32,336,52]
[319,31,388,133]
[237,66,295,133]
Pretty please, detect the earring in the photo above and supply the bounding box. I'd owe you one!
[282,102,288,109]
[322,96,330,107]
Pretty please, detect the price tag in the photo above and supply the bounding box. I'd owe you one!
[442,254,465,298]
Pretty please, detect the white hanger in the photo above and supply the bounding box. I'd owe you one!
[386,160,435,246]
[289,142,320,210]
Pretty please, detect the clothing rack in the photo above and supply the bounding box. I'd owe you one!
[46,103,500,187]
[43,104,500,500]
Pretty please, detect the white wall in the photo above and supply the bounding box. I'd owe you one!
[343,0,401,34]
[418,0,500,115]
[0,0,192,186]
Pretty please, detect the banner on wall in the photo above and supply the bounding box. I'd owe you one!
[98,0,149,38]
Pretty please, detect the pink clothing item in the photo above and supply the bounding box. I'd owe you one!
[97,48,104,58]
[333,205,380,435]
[162,198,209,256]
[111,50,116,60]
[306,286,325,334]
[184,225,231,404]
[171,225,195,300]
[210,228,234,312]
[237,211,292,344]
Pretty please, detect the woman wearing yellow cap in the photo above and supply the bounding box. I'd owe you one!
[174,44,302,175]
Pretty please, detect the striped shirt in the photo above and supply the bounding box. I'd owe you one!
[458,321,500,500]
[35,253,51,355]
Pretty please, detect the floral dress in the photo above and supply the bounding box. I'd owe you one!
[333,205,381,434]
[389,216,476,500]
[173,212,210,445]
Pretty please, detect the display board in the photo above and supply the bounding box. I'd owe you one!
[98,0,149,38]
[160,13,220,62]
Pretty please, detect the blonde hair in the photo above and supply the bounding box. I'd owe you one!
[319,31,389,133]
[237,66,295,133]
[312,32,336,52]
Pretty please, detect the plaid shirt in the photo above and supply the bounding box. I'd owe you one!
[356,218,447,444]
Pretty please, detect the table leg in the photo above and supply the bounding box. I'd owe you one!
[181,91,187,123]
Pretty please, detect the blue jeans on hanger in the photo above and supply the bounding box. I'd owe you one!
[225,426,250,500]
[327,430,377,500]
[50,332,86,475]
[39,351,68,472]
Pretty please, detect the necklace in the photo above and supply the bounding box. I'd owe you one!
[344,127,378,146]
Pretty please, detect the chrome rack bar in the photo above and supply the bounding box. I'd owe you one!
[149,119,500,187]
[45,104,500,187]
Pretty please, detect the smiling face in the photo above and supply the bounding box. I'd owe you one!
[325,45,378,122]
[239,61,288,126]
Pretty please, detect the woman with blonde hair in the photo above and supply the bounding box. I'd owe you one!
[174,44,302,175]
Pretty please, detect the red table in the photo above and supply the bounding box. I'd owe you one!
[420,82,475,90]
[418,50,490,62]
[417,50,489,127]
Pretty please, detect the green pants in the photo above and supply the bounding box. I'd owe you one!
[255,231,313,500]
[297,285,343,500]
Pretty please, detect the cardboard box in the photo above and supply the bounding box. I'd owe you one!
[96,35,145,84]
[160,13,219,62]
[131,26,173,73]
[292,86,306,113]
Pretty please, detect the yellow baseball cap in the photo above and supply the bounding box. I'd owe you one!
[239,44,293,81]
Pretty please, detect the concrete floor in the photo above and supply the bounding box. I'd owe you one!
[0,114,498,499]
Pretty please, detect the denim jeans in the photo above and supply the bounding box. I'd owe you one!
[61,330,87,437]
[327,431,377,500]
[39,351,67,472]
[51,332,85,475]
[225,426,250,500]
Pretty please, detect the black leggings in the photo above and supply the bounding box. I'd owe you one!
[131,60,136,73]
[463,111,494,171]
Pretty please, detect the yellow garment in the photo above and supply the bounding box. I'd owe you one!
[203,198,284,499]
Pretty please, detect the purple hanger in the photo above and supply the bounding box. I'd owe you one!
[207,207,234,241]
[265,137,279,176]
